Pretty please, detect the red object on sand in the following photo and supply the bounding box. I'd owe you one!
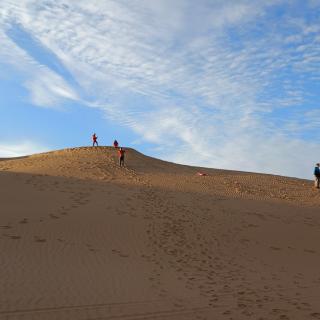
[197,172,207,176]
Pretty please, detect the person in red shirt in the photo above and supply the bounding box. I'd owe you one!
[113,139,119,148]
[118,147,125,167]
[92,133,98,147]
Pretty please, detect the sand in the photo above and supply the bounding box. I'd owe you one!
[0,146,320,320]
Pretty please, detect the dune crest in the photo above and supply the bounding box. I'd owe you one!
[0,146,318,205]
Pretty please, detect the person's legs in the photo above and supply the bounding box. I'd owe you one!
[316,176,320,188]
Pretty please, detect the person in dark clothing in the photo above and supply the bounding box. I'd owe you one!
[118,147,125,167]
[314,163,320,188]
[113,140,119,148]
[92,133,98,147]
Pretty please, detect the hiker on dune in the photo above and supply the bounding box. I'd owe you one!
[314,163,320,189]
[113,139,119,148]
[92,133,98,147]
[118,147,125,167]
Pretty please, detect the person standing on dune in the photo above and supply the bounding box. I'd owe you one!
[118,147,125,167]
[92,133,98,147]
[113,139,119,148]
[314,163,320,188]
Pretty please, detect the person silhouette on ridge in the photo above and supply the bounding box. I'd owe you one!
[92,133,98,147]
[118,147,125,167]
[113,139,119,148]
[314,163,320,189]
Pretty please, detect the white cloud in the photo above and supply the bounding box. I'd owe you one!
[24,67,79,107]
[0,141,48,157]
[168,135,319,179]
[0,27,79,108]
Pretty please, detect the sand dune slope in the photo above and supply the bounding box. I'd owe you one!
[0,147,320,320]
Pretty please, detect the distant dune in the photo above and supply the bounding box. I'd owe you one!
[1,147,320,319]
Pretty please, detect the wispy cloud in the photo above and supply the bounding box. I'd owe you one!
[0,28,79,108]
[24,67,79,107]
[0,0,319,178]
[0,141,48,157]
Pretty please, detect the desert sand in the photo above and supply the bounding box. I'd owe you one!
[0,146,320,320]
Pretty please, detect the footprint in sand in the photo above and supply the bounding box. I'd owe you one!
[304,249,316,254]
[0,225,12,229]
[34,236,46,243]
[111,248,129,257]
[270,246,281,251]
[222,310,231,315]
[7,235,21,240]
[279,315,290,320]
[85,244,98,252]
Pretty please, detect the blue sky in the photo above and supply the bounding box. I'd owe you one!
[0,0,319,178]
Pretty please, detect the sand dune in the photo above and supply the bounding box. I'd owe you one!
[1,147,320,320]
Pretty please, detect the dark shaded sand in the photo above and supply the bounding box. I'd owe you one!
[0,147,320,320]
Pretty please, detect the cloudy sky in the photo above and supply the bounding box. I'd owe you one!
[0,0,319,178]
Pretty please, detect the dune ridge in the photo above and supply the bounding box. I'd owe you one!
[0,147,318,206]
[1,147,320,320]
